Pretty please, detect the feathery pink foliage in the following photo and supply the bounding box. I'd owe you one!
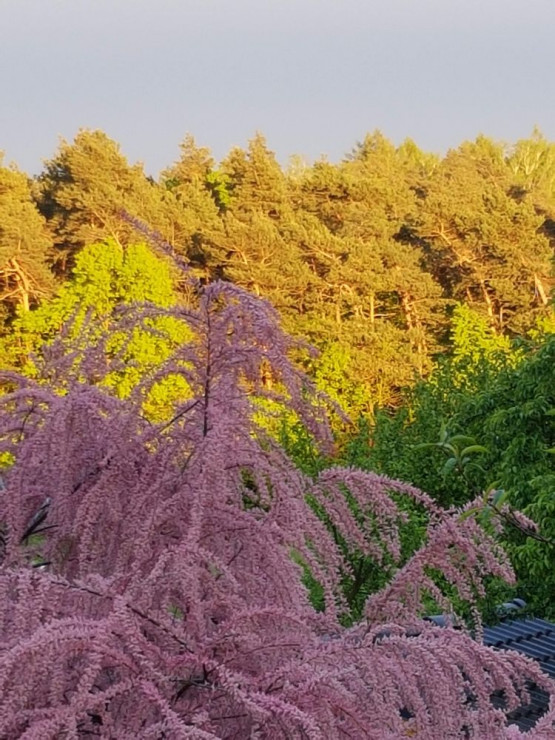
[0,277,553,738]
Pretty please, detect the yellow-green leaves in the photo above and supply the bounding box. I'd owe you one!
[0,240,193,421]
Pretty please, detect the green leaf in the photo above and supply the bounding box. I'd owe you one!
[167,604,184,620]
[441,457,458,476]
[479,508,493,525]
[460,445,488,457]
[449,435,476,447]
[485,481,500,494]
[458,506,481,521]
[413,442,440,452]
[440,443,456,455]
[439,420,449,444]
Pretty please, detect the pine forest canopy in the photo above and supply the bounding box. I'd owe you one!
[0,127,553,417]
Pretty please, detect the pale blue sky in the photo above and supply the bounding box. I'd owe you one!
[1,0,554,176]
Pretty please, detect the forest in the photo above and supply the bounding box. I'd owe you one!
[0,128,553,737]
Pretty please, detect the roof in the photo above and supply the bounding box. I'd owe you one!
[483,616,555,733]
[425,601,555,733]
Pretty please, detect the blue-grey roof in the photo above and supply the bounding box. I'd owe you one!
[483,616,555,733]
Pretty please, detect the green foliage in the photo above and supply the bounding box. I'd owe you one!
[341,495,429,624]
[35,130,163,265]
[463,334,555,616]
[2,126,554,627]
[278,418,329,478]
[0,239,192,420]
[354,317,505,505]
[450,304,515,378]
[364,327,555,616]
[205,170,232,212]
[310,341,370,420]
[277,411,431,622]
[415,135,552,334]
[507,127,555,208]
[414,424,488,480]
[34,129,224,282]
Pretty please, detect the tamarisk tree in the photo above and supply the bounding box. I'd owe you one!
[0,274,553,738]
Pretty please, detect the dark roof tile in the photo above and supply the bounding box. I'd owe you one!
[482,616,555,733]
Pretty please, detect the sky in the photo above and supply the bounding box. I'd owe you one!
[1,0,554,177]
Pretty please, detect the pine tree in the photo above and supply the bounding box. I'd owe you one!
[34,130,195,275]
[291,134,445,412]
[0,155,54,322]
[221,133,288,217]
[160,134,226,278]
[416,136,552,333]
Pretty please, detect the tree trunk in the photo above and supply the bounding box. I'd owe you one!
[478,278,496,328]
[534,274,549,306]
[10,258,31,312]
[400,292,428,366]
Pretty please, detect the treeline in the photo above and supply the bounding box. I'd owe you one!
[0,128,554,412]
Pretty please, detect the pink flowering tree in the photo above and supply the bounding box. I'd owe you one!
[0,270,554,738]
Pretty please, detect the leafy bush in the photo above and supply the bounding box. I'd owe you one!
[364,319,555,617]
